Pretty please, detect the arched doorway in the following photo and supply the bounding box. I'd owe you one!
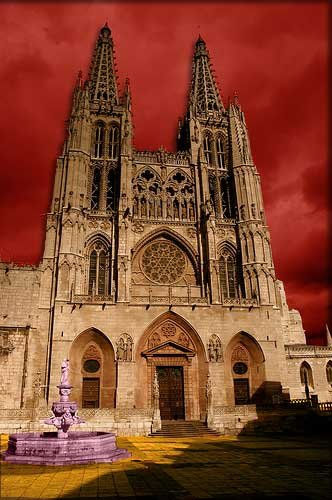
[69,328,116,408]
[135,312,207,421]
[225,331,266,405]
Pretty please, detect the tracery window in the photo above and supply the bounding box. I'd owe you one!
[326,361,332,385]
[109,125,119,160]
[216,136,224,169]
[88,243,111,295]
[203,135,212,165]
[132,168,195,222]
[141,241,186,285]
[91,168,101,210]
[94,121,105,158]
[219,247,237,298]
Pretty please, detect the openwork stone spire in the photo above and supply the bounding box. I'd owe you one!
[189,36,224,118]
[88,23,119,105]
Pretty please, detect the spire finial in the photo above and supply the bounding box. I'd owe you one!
[100,21,111,37]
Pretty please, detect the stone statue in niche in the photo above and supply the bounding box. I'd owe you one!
[207,335,223,362]
[116,333,133,362]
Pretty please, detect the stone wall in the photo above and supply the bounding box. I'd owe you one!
[285,345,332,401]
[0,327,29,408]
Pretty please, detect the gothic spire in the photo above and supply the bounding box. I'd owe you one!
[189,36,224,117]
[88,23,119,105]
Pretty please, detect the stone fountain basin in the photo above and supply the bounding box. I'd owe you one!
[2,431,131,465]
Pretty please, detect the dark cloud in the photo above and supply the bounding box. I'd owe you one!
[0,2,328,342]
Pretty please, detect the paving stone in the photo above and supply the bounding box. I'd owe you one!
[1,435,330,499]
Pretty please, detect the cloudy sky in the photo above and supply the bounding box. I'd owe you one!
[0,2,328,343]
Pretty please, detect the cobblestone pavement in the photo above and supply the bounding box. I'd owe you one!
[1,433,330,499]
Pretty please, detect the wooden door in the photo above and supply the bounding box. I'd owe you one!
[234,378,250,405]
[82,377,100,408]
[157,366,185,420]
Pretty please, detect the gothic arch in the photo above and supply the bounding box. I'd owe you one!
[134,311,208,420]
[69,328,116,408]
[217,240,237,258]
[224,331,266,405]
[85,231,112,249]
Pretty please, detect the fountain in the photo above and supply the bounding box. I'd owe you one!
[2,360,131,465]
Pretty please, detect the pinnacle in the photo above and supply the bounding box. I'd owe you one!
[100,21,111,36]
[196,34,206,45]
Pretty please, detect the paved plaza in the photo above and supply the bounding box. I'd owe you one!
[1,433,330,499]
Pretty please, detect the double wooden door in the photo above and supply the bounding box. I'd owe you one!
[157,366,185,420]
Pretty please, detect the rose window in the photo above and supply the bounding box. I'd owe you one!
[141,241,186,284]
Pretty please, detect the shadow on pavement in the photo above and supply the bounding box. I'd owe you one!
[1,430,331,500]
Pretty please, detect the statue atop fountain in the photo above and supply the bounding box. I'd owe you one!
[44,359,84,438]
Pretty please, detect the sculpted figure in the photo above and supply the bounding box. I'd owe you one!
[117,338,125,361]
[60,359,70,386]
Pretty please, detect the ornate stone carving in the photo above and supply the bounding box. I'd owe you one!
[116,333,133,361]
[187,227,196,239]
[131,221,144,233]
[207,334,223,362]
[141,241,186,285]
[83,344,101,361]
[231,345,248,362]
[161,321,176,338]
[148,332,161,348]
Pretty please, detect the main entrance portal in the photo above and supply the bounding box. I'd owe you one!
[157,366,185,420]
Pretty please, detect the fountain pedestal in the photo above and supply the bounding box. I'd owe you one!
[2,360,131,465]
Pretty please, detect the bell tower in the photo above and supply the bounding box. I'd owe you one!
[42,23,133,307]
[178,36,277,305]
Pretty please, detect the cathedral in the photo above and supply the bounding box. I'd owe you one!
[0,24,331,435]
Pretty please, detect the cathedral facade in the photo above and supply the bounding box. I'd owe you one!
[0,25,331,434]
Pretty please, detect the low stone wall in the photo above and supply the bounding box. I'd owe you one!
[209,405,258,435]
[0,408,153,436]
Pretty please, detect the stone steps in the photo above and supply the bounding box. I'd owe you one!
[150,420,220,437]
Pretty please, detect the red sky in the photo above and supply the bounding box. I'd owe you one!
[0,2,329,344]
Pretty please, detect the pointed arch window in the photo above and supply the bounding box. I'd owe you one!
[88,243,111,296]
[203,135,212,165]
[300,362,314,389]
[91,168,101,210]
[219,248,237,299]
[326,361,332,385]
[109,125,120,160]
[216,136,224,169]
[106,168,116,211]
[94,122,105,158]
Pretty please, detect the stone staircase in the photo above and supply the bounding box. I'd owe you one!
[150,420,220,438]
